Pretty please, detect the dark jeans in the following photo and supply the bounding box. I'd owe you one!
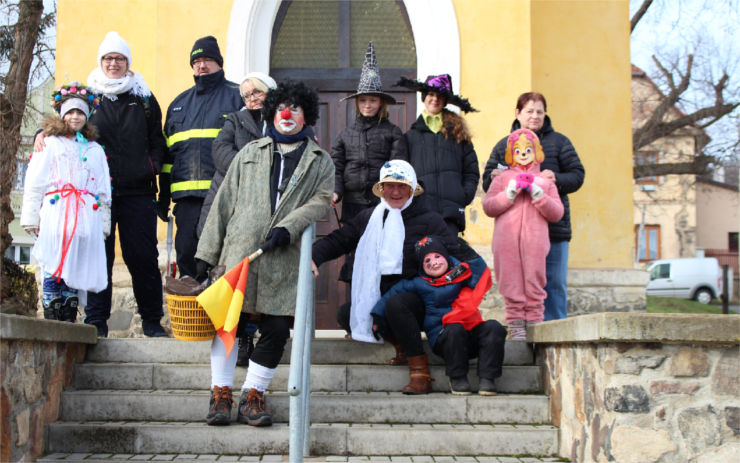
[250,315,293,369]
[173,197,204,278]
[85,195,163,325]
[432,321,507,380]
[384,292,426,357]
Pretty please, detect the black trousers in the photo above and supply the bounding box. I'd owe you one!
[250,315,292,369]
[432,320,507,380]
[85,195,163,325]
[173,197,204,278]
[384,292,427,357]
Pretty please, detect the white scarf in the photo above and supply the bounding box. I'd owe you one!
[86,68,151,101]
[350,196,412,343]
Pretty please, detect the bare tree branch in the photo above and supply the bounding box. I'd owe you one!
[630,0,654,33]
[634,155,713,178]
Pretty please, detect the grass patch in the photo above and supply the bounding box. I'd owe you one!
[646,296,735,314]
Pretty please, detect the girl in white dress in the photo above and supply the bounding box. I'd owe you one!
[21,83,111,322]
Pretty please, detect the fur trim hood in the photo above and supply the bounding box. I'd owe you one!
[42,115,98,141]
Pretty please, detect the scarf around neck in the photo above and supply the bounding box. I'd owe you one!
[86,68,152,101]
[350,196,413,343]
[267,126,309,144]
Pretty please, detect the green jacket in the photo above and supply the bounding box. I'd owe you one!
[195,136,334,316]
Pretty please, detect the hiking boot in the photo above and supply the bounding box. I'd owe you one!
[478,377,497,396]
[60,296,78,323]
[206,386,233,425]
[43,297,63,321]
[237,388,272,427]
[142,319,167,337]
[508,319,526,340]
[236,332,255,367]
[402,354,433,395]
[449,376,472,395]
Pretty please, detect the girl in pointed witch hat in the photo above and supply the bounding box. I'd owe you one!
[396,73,480,236]
[330,42,410,335]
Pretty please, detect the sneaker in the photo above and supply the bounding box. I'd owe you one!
[43,297,63,321]
[508,319,526,340]
[237,388,272,426]
[60,296,78,323]
[449,376,472,396]
[478,377,497,396]
[206,386,233,426]
[142,320,167,338]
[236,332,255,367]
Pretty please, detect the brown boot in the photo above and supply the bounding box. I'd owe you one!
[237,388,272,427]
[206,386,233,425]
[388,344,407,365]
[402,354,433,394]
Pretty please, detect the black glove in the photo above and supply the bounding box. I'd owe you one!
[260,227,290,252]
[371,313,390,341]
[157,174,171,222]
[195,259,212,283]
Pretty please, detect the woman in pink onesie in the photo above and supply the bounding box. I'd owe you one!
[482,129,563,340]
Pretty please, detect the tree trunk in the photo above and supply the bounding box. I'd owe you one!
[0,0,45,299]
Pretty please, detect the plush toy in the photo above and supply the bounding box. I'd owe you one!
[482,129,564,339]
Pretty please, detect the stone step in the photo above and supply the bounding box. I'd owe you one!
[71,363,542,394]
[85,337,534,365]
[60,391,551,424]
[46,422,559,456]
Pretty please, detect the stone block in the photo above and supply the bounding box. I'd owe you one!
[1,387,12,462]
[604,385,649,413]
[649,380,700,395]
[725,406,740,435]
[615,355,665,374]
[22,366,42,403]
[677,406,721,454]
[712,348,739,396]
[694,442,740,463]
[609,426,677,463]
[15,408,29,446]
[30,406,44,457]
[671,348,710,377]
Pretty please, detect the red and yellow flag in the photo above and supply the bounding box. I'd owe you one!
[196,257,250,357]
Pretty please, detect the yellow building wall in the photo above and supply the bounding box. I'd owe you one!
[57,0,634,269]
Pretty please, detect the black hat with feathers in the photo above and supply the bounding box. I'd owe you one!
[396,74,477,113]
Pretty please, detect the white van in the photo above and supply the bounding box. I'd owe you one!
[646,257,731,304]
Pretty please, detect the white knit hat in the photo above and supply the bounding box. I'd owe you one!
[98,31,132,67]
[60,97,91,119]
[242,72,277,90]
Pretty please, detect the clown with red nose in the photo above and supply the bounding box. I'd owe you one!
[195,80,334,427]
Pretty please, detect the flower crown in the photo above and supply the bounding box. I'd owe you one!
[50,82,101,115]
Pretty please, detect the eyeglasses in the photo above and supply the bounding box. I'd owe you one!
[277,104,302,114]
[192,57,216,66]
[242,90,265,100]
[102,56,127,64]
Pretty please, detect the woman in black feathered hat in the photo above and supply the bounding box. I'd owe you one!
[396,74,480,235]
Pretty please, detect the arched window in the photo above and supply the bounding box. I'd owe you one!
[270,0,416,90]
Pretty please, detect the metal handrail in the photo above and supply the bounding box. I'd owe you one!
[288,223,316,461]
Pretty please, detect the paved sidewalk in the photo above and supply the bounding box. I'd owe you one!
[38,454,567,462]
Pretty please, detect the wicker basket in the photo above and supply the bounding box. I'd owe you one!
[166,293,216,341]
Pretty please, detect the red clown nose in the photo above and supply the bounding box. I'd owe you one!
[280,108,292,119]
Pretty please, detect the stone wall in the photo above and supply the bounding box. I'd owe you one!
[0,314,97,462]
[531,313,740,463]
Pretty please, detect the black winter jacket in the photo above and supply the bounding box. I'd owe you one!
[405,115,479,231]
[196,108,263,236]
[482,116,585,242]
[312,198,460,290]
[163,70,243,201]
[331,115,408,206]
[88,91,167,197]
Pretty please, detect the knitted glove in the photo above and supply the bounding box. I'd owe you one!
[261,227,290,252]
[530,183,544,200]
[505,179,519,200]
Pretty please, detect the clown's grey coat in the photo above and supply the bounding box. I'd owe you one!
[195,135,334,316]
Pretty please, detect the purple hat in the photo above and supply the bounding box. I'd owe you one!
[396,74,477,113]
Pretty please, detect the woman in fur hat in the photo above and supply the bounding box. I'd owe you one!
[195,80,334,427]
[396,74,480,236]
[21,84,111,323]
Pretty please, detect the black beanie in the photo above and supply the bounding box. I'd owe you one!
[190,36,223,67]
[415,236,452,276]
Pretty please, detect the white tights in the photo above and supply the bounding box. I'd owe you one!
[210,336,277,393]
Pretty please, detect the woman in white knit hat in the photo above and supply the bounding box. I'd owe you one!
[34,31,168,338]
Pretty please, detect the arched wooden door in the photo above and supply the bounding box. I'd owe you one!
[270,0,417,329]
